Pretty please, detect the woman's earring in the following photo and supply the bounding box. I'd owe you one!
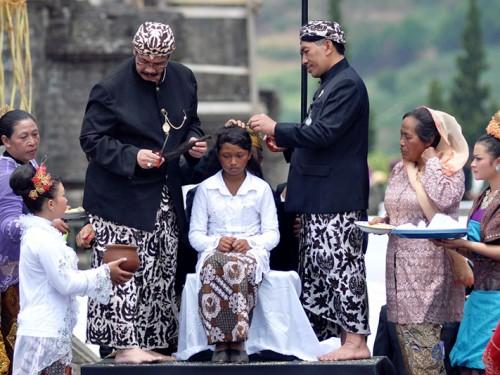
[496,165,500,173]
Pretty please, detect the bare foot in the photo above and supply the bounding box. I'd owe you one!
[319,341,371,361]
[146,350,175,362]
[115,348,158,364]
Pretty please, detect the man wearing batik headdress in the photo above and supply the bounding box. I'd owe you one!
[80,21,207,364]
[249,20,371,361]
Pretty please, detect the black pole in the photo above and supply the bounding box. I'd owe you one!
[300,0,308,122]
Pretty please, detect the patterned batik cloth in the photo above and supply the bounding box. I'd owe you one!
[298,211,370,340]
[1,284,18,375]
[0,295,8,375]
[199,252,258,344]
[396,323,446,375]
[0,332,7,375]
[40,360,71,375]
[87,186,179,350]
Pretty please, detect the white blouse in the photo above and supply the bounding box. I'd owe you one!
[13,215,112,375]
[189,171,279,282]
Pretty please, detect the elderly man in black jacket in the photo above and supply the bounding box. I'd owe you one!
[249,20,370,361]
[80,22,207,364]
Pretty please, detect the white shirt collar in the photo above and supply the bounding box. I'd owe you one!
[206,170,258,196]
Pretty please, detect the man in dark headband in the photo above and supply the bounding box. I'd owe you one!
[249,20,371,361]
[80,22,207,363]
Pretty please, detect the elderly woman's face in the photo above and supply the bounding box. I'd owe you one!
[399,116,428,163]
[1,118,40,163]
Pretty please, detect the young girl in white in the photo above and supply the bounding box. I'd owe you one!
[189,125,279,363]
[9,163,132,375]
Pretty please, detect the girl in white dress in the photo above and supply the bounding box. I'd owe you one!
[9,163,132,375]
[189,126,279,363]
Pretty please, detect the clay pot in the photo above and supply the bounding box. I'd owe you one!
[103,244,140,273]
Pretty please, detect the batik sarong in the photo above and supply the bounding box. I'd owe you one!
[396,323,446,375]
[299,211,370,340]
[87,186,179,351]
[1,284,19,374]
[199,252,258,344]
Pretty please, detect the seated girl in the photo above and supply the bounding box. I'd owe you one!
[188,125,279,363]
[9,163,132,375]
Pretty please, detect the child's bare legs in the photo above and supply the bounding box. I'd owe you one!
[212,343,230,363]
[229,341,249,363]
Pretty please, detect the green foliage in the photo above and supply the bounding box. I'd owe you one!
[350,16,430,74]
[368,109,376,153]
[436,0,500,51]
[329,0,343,25]
[449,0,490,146]
[368,151,392,174]
[377,72,397,94]
[427,80,446,111]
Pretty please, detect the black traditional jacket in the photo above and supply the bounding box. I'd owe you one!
[80,58,203,233]
[275,59,370,214]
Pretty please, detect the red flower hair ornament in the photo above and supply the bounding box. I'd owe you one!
[28,163,53,200]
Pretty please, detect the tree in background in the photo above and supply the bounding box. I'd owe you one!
[329,0,343,25]
[428,79,446,111]
[329,0,377,153]
[368,109,376,153]
[449,0,490,146]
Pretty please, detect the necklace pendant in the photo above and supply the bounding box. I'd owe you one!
[162,122,171,135]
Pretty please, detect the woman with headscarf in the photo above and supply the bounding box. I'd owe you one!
[435,112,500,374]
[0,109,68,374]
[370,106,469,375]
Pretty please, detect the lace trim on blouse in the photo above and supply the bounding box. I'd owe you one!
[13,335,71,375]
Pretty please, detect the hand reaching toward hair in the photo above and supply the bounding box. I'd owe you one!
[421,147,438,164]
[224,119,247,129]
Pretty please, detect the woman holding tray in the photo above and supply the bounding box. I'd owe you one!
[370,106,469,375]
[435,111,500,375]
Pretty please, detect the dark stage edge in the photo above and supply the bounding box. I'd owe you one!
[81,356,397,375]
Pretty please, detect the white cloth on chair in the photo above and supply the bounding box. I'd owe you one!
[175,270,339,361]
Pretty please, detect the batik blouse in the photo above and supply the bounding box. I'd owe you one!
[384,157,465,324]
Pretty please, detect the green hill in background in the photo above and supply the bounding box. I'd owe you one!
[255,0,500,167]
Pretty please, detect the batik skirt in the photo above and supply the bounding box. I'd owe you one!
[87,186,179,351]
[298,211,370,340]
[396,323,446,375]
[199,252,258,344]
[40,360,72,375]
[1,284,19,374]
